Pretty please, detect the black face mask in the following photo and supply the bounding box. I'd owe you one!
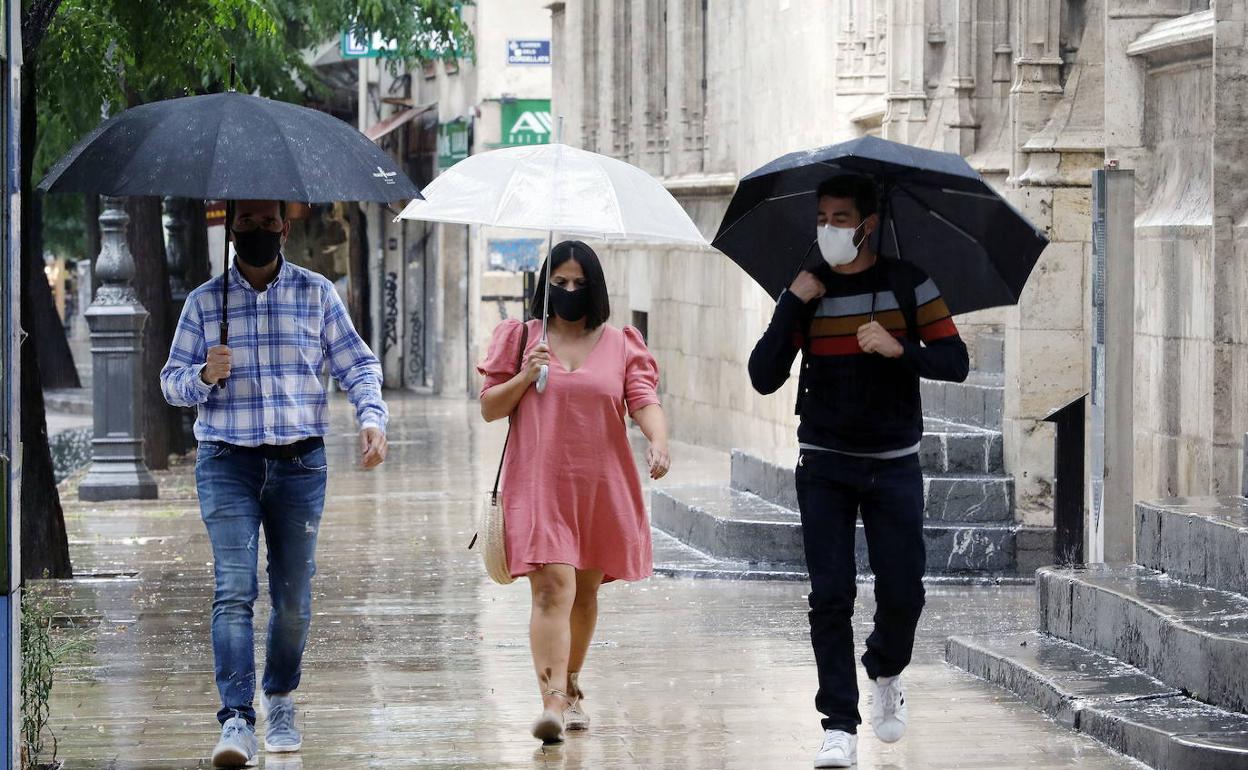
[548,284,590,322]
[232,228,282,268]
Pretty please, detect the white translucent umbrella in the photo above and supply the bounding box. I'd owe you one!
[397,141,706,391]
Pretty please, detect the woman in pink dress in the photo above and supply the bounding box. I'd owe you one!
[478,240,671,744]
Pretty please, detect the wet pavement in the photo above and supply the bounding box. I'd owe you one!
[42,394,1145,769]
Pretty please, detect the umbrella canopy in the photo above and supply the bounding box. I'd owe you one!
[396,143,706,245]
[398,141,704,394]
[38,91,421,202]
[713,135,1048,315]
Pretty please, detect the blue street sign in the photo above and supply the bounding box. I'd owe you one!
[507,40,551,66]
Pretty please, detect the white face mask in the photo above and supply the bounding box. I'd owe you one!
[817,222,866,267]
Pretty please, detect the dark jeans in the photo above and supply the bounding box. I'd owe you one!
[795,450,926,733]
[195,441,328,726]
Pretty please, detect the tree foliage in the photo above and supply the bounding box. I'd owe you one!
[35,0,474,201]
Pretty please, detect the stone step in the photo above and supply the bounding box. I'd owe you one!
[974,331,1005,375]
[921,418,1005,475]
[946,631,1248,770]
[921,372,1004,429]
[1038,563,1248,715]
[652,484,1048,575]
[730,449,1014,522]
[1136,497,1248,596]
[649,529,809,582]
[651,529,1034,585]
[734,422,1005,482]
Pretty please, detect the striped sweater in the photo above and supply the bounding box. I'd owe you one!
[749,258,969,454]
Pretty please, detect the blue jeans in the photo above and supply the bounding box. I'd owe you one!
[195,441,328,726]
[794,450,927,733]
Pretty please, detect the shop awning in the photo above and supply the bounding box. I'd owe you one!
[366,104,436,142]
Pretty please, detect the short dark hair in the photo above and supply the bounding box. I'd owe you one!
[816,176,878,220]
[230,199,287,224]
[530,240,611,330]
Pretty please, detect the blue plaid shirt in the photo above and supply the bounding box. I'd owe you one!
[160,258,388,446]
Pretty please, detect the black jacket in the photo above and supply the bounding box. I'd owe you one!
[749,259,969,453]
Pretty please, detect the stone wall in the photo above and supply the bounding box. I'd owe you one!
[532,0,1248,527]
[1106,5,1224,499]
[601,242,801,453]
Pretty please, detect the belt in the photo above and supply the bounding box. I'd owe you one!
[222,436,324,460]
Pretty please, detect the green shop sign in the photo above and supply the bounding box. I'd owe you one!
[438,120,470,168]
[500,99,552,146]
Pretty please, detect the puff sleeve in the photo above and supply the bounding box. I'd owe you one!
[478,319,527,396]
[623,326,661,416]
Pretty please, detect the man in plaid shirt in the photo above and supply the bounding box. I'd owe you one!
[160,199,388,766]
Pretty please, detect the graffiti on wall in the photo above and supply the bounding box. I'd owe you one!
[383,271,399,357]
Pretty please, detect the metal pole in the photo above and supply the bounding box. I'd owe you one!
[78,197,158,501]
[2,2,21,759]
[1088,165,1134,563]
[535,230,554,393]
[535,118,565,394]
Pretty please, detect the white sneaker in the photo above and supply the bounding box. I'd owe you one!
[814,729,858,768]
[869,675,908,743]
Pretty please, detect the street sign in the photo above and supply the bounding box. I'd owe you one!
[507,40,551,65]
[341,30,395,59]
[438,120,470,169]
[500,99,552,147]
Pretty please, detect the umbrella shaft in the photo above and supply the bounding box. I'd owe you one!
[540,231,554,342]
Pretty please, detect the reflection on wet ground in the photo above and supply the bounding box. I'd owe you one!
[43,395,1143,769]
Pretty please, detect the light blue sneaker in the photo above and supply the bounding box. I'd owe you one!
[211,716,257,768]
[262,692,303,753]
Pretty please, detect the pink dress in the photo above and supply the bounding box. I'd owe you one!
[478,320,660,582]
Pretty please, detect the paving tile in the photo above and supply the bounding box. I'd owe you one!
[37,395,1141,770]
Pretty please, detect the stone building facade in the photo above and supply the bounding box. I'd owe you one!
[353,0,552,397]
[537,0,1248,529]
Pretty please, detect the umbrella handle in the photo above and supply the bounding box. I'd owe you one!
[536,232,554,395]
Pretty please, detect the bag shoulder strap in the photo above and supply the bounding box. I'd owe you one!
[887,259,920,343]
[491,322,530,503]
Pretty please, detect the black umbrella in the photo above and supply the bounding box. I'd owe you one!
[38,91,421,344]
[712,135,1048,316]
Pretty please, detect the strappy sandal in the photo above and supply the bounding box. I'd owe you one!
[565,672,589,731]
[532,688,569,744]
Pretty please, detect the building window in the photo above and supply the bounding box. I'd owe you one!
[631,310,649,342]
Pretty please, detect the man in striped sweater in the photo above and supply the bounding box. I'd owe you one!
[749,175,969,769]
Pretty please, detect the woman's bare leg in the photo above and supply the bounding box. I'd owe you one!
[528,563,577,712]
[569,569,605,677]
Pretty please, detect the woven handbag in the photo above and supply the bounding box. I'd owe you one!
[471,323,529,585]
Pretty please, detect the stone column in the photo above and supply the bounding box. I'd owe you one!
[991,0,1013,84]
[946,0,980,155]
[1212,2,1248,494]
[1010,0,1064,178]
[78,197,158,502]
[884,0,928,143]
